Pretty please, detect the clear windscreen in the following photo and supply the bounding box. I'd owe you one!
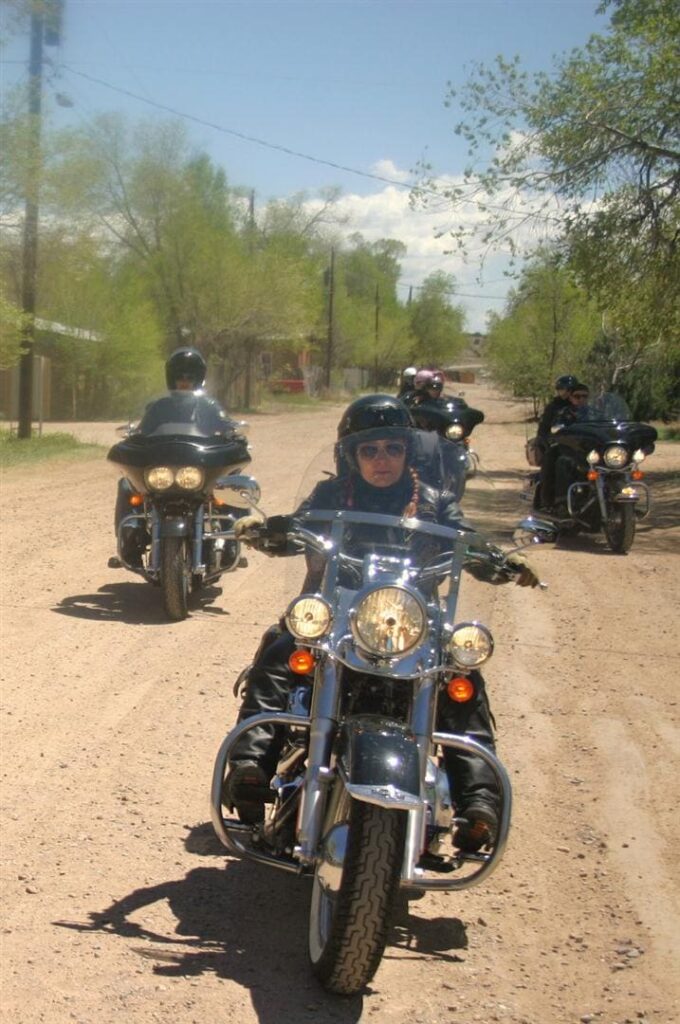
[280,427,508,636]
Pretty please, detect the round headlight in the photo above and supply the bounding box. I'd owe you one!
[632,449,646,463]
[586,449,600,465]
[604,445,629,468]
[285,596,332,640]
[445,423,465,440]
[175,466,204,490]
[145,466,174,490]
[449,622,494,667]
[351,586,426,657]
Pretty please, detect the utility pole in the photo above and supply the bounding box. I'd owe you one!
[325,247,335,390]
[17,0,62,439]
[373,282,380,387]
[244,189,256,409]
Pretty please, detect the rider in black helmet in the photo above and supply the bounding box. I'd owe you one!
[113,347,238,566]
[537,374,578,441]
[223,393,540,852]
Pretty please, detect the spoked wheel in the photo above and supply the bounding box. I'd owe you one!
[309,794,406,995]
[604,502,635,554]
[160,536,191,620]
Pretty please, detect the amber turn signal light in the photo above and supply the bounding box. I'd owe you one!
[632,470,644,480]
[129,494,143,507]
[586,470,598,481]
[289,649,316,675]
[447,676,475,702]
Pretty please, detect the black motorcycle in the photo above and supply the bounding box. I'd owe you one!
[211,451,519,995]
[107,391,257,620]
[522,392,656,554]
[404,395,484,500]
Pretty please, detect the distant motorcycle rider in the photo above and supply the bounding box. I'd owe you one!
[113,347,237,566]
[223,394,540,852]
[538,381,590,512]
[536,374,579,443]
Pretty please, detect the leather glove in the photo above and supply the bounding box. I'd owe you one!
[505,552,541,588]
[233,514,264,543]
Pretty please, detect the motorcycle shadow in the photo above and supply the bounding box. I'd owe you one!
[52,581,227,624]
[54,821,469,1018]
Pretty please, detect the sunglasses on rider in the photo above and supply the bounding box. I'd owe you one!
[356,441,407,460]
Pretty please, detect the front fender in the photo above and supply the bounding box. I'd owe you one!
[158,516,191,538]
[336,715,421,810]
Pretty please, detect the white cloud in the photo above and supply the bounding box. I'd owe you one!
[302,170,515,331]
[369,159,412,184]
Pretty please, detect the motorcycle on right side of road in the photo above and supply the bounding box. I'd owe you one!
[521,392,657,554]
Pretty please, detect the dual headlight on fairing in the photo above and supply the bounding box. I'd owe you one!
[286,586,494,667]
[144,466,205,491]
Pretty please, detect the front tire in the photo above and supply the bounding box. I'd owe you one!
[309,798,406,995]
[161,536,190,620]
[604,502,635,554]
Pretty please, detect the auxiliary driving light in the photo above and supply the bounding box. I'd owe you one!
[449,622,494,668]
[285,596,332,640]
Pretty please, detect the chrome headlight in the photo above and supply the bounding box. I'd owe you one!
[351,586,426,657]
[285,595,332,640]
[175,466,204,490]
[445,423,465,440]
[632,449,646,463]
[604,445,629,468]
[586,449,600,465]
[449,622,494,668]
[145,466,174,490]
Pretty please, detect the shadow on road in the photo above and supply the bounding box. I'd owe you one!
[51,581,227,624]
[53,822,469,1021]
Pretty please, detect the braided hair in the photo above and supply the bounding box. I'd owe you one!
[342,464,420,518]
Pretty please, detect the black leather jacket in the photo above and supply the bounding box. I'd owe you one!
[255,471,508,590]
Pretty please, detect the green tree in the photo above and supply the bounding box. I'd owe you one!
[408,271,466,367]
[486,254,599,414]
[413,0,680,414]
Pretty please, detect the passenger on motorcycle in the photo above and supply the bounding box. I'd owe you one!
[397,365,418,399]
[411,367,446,403]
[224,394,539,852]
[113,347,237,566]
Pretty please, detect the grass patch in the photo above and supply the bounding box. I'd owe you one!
[0,430,105,468]
[657,426,680,442]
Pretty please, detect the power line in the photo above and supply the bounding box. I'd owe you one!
[60,64,429,194]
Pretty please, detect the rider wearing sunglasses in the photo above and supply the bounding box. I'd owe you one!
[225,395,540,852]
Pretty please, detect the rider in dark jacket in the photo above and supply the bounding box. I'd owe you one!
[224,395,539,852]
[113,347,237,566]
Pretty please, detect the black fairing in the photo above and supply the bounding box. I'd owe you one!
[409,397,484,437]
[555,421,657,455]
[108,434,250,495]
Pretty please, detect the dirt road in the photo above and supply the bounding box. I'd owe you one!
[1,384,679,1024]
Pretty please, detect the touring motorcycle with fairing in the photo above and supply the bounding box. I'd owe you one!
[522,392,656,554]
[107,391,257,620]
[210,445,529,995]
[404,394,484,500]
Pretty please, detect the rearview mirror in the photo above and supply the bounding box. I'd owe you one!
[513,517,558,547]
[215,473,261,508]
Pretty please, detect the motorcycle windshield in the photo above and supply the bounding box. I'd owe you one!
[579,392,632,423]
[280,427,504,639]
[136,391,236,438]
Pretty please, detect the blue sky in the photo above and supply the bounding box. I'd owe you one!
[2,0,608,330]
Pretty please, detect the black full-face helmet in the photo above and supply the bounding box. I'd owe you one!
[165,347,207,390]
[336,394,415,471]
[555,374,578,392]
